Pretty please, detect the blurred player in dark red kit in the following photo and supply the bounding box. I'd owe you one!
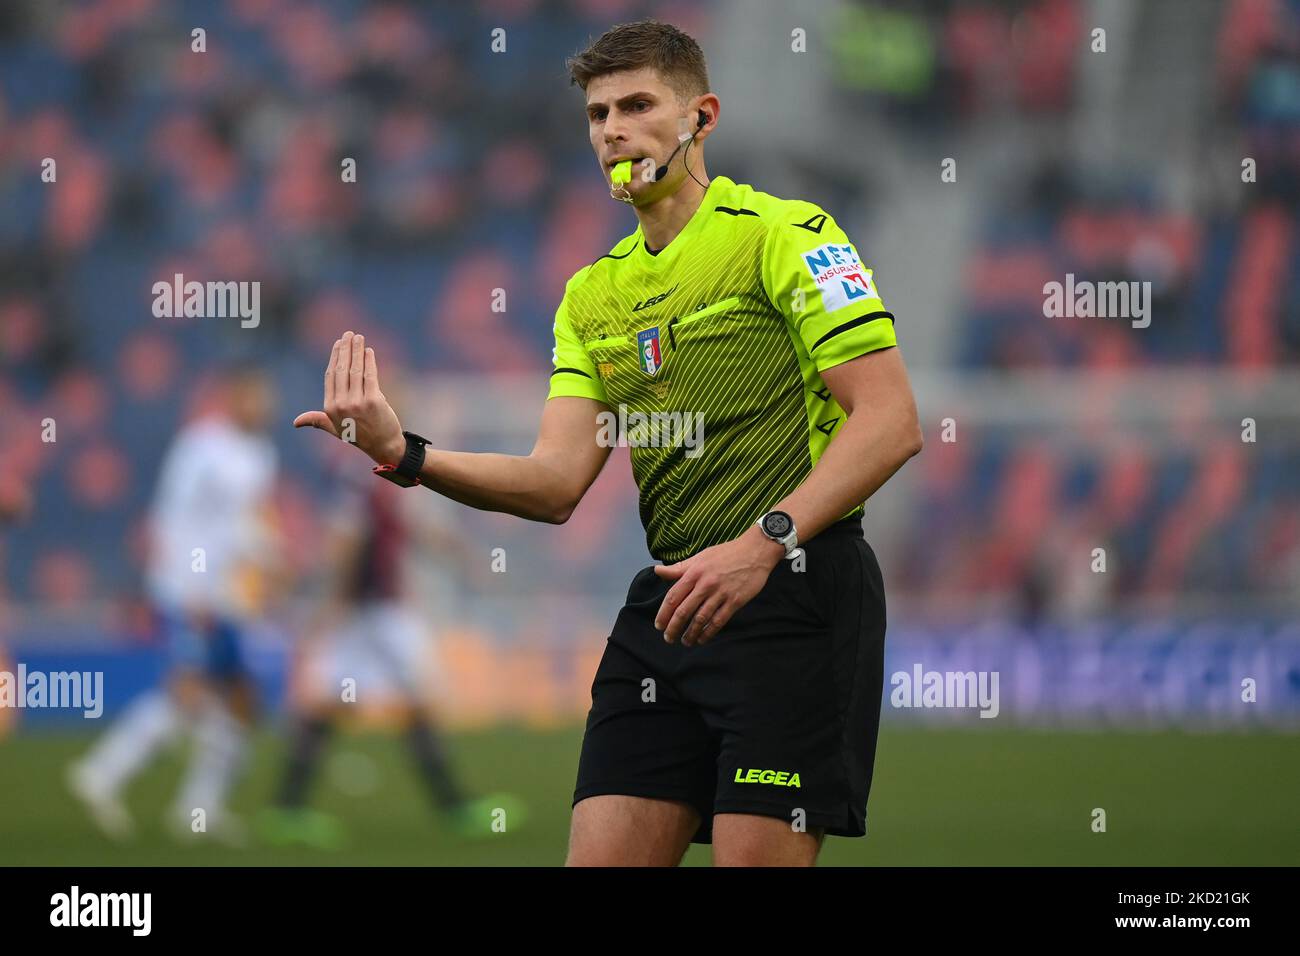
[261,369,522,848]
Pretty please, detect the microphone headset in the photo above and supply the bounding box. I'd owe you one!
[653,110,709,182]
[610,109,710,202]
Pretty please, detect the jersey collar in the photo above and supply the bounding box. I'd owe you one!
[634,175,732,265]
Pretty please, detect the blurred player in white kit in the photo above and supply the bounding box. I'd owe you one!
[69,361,284,844]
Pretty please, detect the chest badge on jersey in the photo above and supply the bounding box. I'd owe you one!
[637,326,663,376]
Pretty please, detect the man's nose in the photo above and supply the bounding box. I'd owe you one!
[603,111,629,145]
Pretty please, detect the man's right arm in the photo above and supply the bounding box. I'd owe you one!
[413,395,612,524]
[294,330,613,525]
[418,279,614,523]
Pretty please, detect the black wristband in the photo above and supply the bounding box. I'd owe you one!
[373,431,430,488]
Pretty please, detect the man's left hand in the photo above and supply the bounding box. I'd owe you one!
[652,525,785,646]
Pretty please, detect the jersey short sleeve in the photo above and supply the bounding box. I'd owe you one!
[762,205,897,373]
[546,271,610,404]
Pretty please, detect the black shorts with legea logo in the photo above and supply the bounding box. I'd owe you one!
[572,518,887,844]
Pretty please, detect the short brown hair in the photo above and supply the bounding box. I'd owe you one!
[566,19,709,102]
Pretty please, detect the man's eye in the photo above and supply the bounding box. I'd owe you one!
[632,101,648,111]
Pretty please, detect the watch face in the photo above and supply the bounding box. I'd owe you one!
[763,512,792,537]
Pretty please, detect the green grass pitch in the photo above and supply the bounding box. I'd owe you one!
[2,726,1296,866]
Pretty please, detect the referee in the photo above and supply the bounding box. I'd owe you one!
[295,19,922,866]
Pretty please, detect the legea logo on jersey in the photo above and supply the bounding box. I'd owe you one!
[637,326,663,376]
[802,242,877,313]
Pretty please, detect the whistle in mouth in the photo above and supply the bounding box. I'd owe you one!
[611,160,633,185]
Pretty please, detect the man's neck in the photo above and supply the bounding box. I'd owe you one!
[636,167,711,252]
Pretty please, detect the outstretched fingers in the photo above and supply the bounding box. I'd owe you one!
[332,331,353,407]
[348,332,366,404]
[324,337,341,407]
[363,345,379,398]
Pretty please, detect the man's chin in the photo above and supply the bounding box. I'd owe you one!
[621,180,672,206]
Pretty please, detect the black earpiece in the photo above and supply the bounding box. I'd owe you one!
[652,111,711,183]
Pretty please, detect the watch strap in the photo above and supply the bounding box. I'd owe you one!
[373,431,430,487]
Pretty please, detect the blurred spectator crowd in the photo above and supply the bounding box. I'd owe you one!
[0,0,1297,621]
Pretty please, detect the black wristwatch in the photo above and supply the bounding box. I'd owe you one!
[372,431,431,488]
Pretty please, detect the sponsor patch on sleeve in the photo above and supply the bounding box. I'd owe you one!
[801,242,878,313]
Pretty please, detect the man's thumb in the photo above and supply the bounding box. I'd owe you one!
[653,562,687,579]
[293,411,338,436]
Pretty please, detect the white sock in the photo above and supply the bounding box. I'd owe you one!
[174,702,248,827]
[79,689,182,794]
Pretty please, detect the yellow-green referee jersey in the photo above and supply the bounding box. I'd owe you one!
[547,174,897,562]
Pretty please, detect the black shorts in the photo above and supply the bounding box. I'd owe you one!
[572,519,887,844]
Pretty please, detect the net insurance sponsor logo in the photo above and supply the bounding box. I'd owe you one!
[802,243,877,312]
[50,887,151,936]
[0,665,103,718]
